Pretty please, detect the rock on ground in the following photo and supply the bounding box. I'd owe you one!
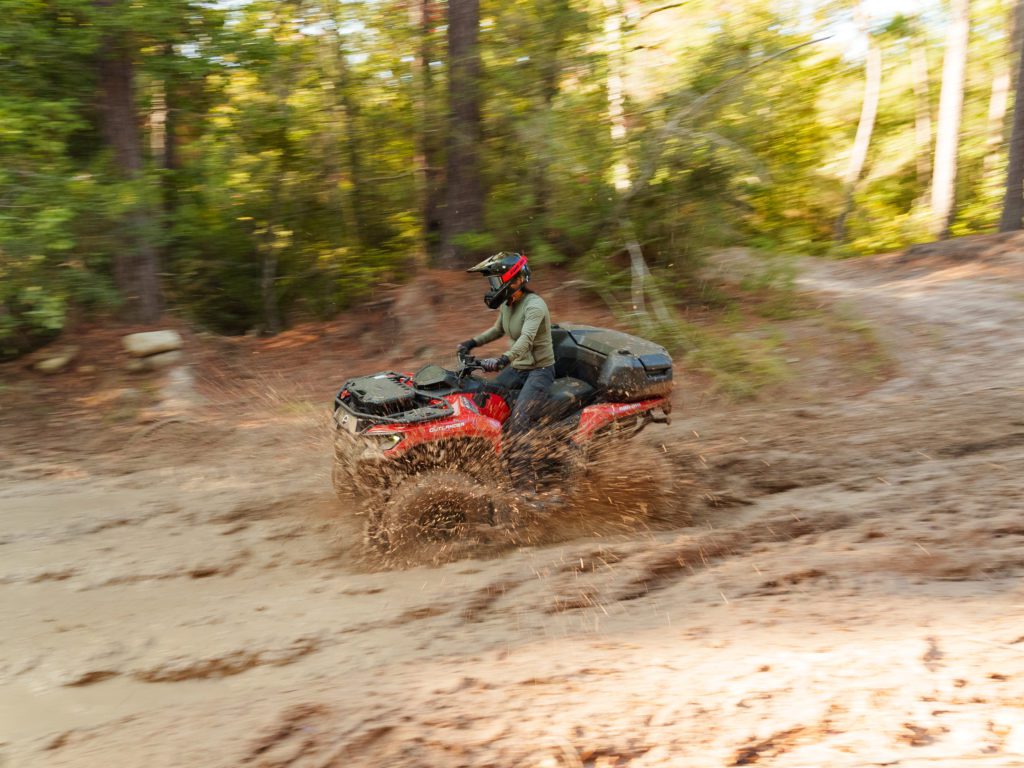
[122,331,184,358]
[33,347,79,375]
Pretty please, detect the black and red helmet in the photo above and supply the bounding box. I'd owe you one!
[467,252,531,309]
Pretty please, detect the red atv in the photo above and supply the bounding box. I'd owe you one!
[332,323,673,559]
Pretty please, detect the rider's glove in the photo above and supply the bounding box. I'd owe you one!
[480,355,509,372]
[457,339,478,356]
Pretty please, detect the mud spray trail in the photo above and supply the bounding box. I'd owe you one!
[2,247,1023,767]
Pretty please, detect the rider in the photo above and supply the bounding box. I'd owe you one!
[457,252,555,494]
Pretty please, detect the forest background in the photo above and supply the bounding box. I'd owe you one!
[3,0,1024,361]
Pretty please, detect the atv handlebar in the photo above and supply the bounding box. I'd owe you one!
[456,350,486,377]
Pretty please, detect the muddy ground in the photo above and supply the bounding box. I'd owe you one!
[2,237,1024,767]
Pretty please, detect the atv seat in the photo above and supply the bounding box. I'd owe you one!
[545,377,595,422]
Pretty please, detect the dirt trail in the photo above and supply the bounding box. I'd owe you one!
[2,246,1024,767]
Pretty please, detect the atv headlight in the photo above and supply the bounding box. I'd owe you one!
[365,432,404,452]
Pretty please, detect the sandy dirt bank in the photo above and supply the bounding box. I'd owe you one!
[2,242,1023,767]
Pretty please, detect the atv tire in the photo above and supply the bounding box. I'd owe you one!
[374,471,505,563]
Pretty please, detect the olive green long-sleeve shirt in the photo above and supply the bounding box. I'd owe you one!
[471,292,555,370]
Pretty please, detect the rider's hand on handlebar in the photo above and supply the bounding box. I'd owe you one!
[457,339,477,357]
[480,355,509,372]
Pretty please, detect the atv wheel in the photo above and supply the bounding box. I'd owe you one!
[375,471,503,563]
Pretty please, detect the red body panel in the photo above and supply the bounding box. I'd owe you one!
[365,393,507,456]
[364,390,667,458]
[478,392,511,423]
[572,397,666,443]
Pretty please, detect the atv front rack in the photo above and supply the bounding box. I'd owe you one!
[333,375,455,433]
[333,398,454,431]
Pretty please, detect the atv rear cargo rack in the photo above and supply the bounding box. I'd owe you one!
[551,323,673,402]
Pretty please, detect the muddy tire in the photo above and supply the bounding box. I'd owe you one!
[374,471,502,563]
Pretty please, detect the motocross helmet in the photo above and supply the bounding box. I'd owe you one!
[467,252,531,309]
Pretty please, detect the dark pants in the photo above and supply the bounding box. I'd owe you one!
[495,365,555,491]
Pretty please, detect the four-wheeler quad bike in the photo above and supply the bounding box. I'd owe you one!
[331,323,674,560]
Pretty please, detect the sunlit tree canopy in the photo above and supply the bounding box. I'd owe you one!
[0,0,1019,354]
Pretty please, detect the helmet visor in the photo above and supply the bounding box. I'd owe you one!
[487,275,504,291]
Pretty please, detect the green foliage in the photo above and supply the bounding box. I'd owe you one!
[1,0,1018,352]
[624,314,791,399]
[0,0,220,349]
[0,0,99,356]
[452,231,500,256]
[686,330,792,399]
[737,255,811,321]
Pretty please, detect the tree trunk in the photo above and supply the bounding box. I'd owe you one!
[439,0,484,267]
[151,57,180,269]
[261,232,281,335]
[149,81,167,168]
[1001,0,1024,231]
[320,0,367,248]
[337,51,367,248]
[602,0,670,324]
[529,103,555,254]
[96,5,162,323]
[315,2,355,248]
[604,0,643,311]
[834,3,882,243]
[930,0,971,239]
[258,169,283,335]
[412,0,443,263]
[259,65,292,336]
[160,43,179,220]
[984,67,1010,180]
[911,45,933,189]
[913,45,937,188]
[529,0,571,253]
[604,0,630,193]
